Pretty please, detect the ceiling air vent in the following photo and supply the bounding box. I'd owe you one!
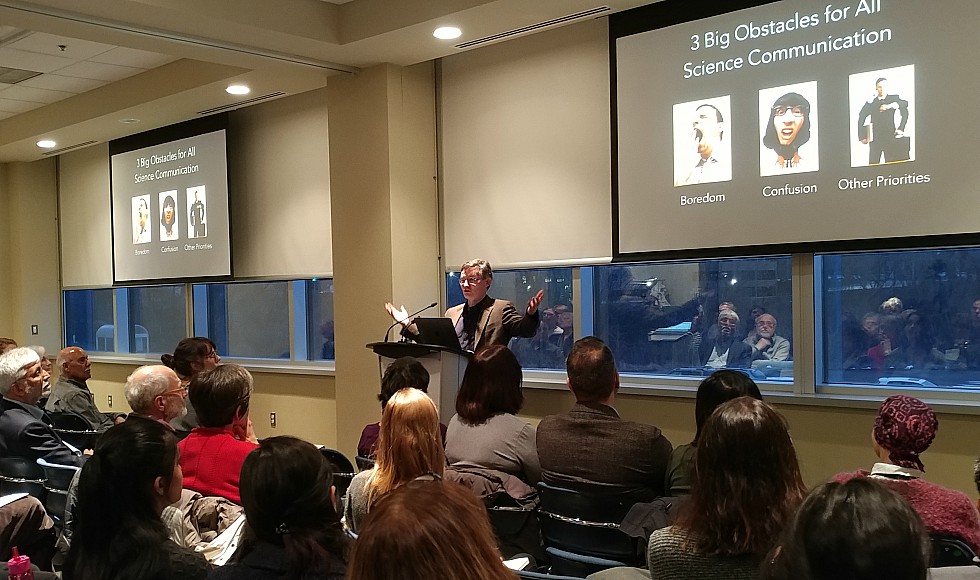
[455,6,611,49]
[197,92,287,115]
[41,140,98,156]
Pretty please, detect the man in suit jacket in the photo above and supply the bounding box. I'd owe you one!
[536,337,672,497]
[387,258,543,351]
[0,348,87,466]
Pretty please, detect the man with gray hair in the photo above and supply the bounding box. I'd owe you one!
[699,309,751,369]
[0,347,86,466]
[124,365,187,430]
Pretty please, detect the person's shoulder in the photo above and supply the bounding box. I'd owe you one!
[163,539,209,579]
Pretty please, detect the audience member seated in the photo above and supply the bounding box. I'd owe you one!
[64,419,209,579]
[357,357,446,459]
[446,345,540,483]
[210,436,351,580]
[0,347,87,466]
[901,310,947,370]
[0,495,56,571]
[537,337,672,497]
[700,310,751,369]
[744,313,791,362]
[953,299,980,369]
[834,395,980,552]
[162,337,221,433]
[867,314,909,371]
[45,347,124,431]
[762,478,930,580]
[344,388,445,534]
[0,338,17,354]
[178,364,259,505]
[26,346,53,408]
[347,479,516,580]
[509,308,566,370]
[664,370,762,496]
[124,365,188,430]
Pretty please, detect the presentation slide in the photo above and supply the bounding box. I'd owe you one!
[614,0,980,257]
[110,123,231,283]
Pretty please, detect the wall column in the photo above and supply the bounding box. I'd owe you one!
[327,63,440,458]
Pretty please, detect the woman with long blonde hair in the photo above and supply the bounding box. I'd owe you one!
[344,388,445,533]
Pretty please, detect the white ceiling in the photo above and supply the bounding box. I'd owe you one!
[0,0,652,163]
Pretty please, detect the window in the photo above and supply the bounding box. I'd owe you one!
[593,258,793,381]
[446,267,573,370]
[817,248,980,391]
[63,289,114,352]
[65,278,334,364]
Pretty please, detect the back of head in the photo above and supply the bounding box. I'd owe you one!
[565,337,617,403]
[67,419,177,579]
[189,364,253,427]
[379,357,430,408]
[763,479,929,580]
[0,347,40,394]
[238,436,348,574]
[348,480,515,580]
[693,370,763,444]
[161,336,215,378]
[678,397,805,558]
[125,365,178,414]
[372,388,444,500]
[0,337,17,354]
[873,395,937,472]
[455,345,523,424]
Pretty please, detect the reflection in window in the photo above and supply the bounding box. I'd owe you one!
[594,258,793,380]
[307,279,335,361]
[64,289,114,352]
[205,282,290,359]
[125,285,187,354]
[446,267,573,370]
[819,248,980,389]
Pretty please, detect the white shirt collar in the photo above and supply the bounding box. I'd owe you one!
[869,462,923,480]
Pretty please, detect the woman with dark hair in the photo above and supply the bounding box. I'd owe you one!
[344,388,445,533]
[209,436,351,580]
[357,357,446,458]
[347,479,516,580]
[664,370,762,496]
[762,92,812,170]
[636,397,806,579]
[445,345,540,483]
[160,194,178,240]
[162,337,220,432]
[762,478,930,580]
[64,420,209,580]
[834,395,980,551]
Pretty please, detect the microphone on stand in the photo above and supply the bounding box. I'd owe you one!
[384,302,438,342]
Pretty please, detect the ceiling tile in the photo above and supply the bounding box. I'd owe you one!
[0,98,43,114]
[8,32,115,60]
[55,60,143,82]
[0,84,75,104]
[0,47,75,73]
[90,47,176,69]
[19,73,106,93]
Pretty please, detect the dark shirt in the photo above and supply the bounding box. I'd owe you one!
[208,540,346,580]
[357,421,448,458]
[456,295,493,351]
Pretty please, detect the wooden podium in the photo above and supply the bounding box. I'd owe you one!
[366,342,471,423]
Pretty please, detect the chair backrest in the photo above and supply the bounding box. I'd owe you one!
[0,456,47,501]
[931,534,979,568]
[49,411,94,431]
[319,447,355,500]
[355,455,376,471]
[36,457,80,525]
[536,481,644,564]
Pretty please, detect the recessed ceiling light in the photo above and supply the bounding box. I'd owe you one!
[119,118,140,124]
[226,84,250,95]
[36,139,56,149]
[433,26,462,40]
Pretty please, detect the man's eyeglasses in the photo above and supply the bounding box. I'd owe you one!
[459,277,485,286]
[159,385,188,397]
[772,106,805,117]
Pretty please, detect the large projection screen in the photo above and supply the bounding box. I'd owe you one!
[613,0,980,258]
[110,116,232,284]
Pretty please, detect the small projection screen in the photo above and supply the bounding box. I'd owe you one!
[109,115,232,284]
[612,0,980,259]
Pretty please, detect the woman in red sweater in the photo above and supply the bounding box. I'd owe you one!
[177,364,258,505]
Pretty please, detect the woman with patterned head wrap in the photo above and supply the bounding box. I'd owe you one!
[834,395,980,551]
